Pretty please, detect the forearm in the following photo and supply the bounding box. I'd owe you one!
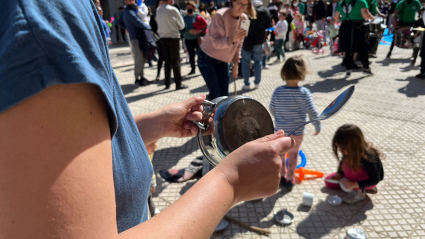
[119,168,235,238]
[133,111,166,146]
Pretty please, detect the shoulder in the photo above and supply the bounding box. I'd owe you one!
[216,7,229,16]
[300,86,311,94]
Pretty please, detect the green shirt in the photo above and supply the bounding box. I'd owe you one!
[298,3,306,15]
[337,0,369,21]
[367,0,378,15]
[183,12,201,40]
[395,0,421,24]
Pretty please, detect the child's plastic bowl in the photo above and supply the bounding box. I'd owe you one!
[339,178,353,193]
[327,195,342,206]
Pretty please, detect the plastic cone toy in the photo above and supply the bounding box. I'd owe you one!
[295,167,325,182]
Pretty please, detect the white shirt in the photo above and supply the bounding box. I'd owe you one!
[275,20,288,39]
[137,3,149,22]
[156,4,185,38]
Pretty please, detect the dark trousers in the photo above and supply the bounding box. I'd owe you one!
[160,38,182,88]
[156,41,163,78]
[185,38,199,71]
[345,51,369,70]
[115,25,126,42]
[421,57,425,74]
[197,50,230,101]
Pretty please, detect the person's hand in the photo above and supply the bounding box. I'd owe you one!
[146,141,158,155]
[341,179,358,189]
[151,186,156,194]
[232,30,247,43]
[379,13,386,18]
[331,173,342,180]
[189,29,202,35]
[312,131,320,136]
[154,95,213,138]
[232,64,238,80]
[215,130,295,203]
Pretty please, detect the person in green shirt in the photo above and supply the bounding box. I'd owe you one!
[333,0,375,76]
[387,0,421,58]
[366,0,386,58]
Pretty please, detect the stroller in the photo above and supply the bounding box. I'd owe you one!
[304,30,325,54]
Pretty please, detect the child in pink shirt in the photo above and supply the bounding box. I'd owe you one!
[293,14,305,48]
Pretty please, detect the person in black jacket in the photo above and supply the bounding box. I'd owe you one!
[241,0,271,91]
[313,0,327,32]
[327,0,338,18]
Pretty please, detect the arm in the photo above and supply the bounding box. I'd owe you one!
[174,8,186,30]
[361,8,375,21]
[356,159,382,189]
[128,10,152,30]
[0,84,294,238]
[333,9,341,22]
[393,9,399,28]
[305,90,321,133]
[269,90,276,117]
[208,14,234,49]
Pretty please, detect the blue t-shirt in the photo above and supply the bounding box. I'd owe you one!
[270,86,321,135]
[0,0,153,233]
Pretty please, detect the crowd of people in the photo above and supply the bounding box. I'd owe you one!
[0,0,421,237]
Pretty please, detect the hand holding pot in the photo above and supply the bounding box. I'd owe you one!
[215,130,294,203]
[153,95,214,138]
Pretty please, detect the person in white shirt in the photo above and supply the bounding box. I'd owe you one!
[274,10,288,63]
[157,0,188,90]
[136,0,149,22]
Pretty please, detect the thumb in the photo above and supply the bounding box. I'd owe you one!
[270,136,295,156]
[182,94,206,109]
[254,130,285,143]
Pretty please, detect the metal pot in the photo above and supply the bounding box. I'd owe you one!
[195,95,274,166]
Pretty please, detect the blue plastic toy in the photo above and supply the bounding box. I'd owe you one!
[286,150,307,169]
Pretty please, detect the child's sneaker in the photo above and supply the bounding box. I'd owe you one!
[365,187,378,194]
[343,190,365,204]
[279,177,295,191]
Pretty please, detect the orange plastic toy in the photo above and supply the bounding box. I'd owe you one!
[294,167,325,182]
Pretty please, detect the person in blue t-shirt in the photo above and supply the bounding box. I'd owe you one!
[0,0,295,237]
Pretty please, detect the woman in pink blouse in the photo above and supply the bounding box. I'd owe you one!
[198,0,256,100]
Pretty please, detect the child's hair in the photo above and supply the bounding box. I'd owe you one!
[280,55,308,81]
[332,124,383,170]
[279,10,287,17]
[296,14,304,21]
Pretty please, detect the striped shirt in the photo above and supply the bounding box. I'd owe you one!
[270,86,321,135]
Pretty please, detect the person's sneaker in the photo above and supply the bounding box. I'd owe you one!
[274,59,282,64]
[279,177,295,191]
[416,73,425,79]
[176,84,188,90]
[254,83,261,89]
[135,79,149,86]
[343,190,366,204]
[242,85,251,90]
[363,68,373,75]
[164,85,170,90]
[188,69,196,75]
[345,71,351,77]
[365,187,378,194]
[263,64,270,69]
[386,52,391,58]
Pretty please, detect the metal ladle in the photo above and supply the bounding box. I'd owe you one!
[286,85,355,136]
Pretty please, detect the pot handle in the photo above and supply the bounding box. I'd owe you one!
[194,99,215,131]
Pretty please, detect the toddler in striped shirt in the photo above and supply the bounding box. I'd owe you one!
[269,56,321,190]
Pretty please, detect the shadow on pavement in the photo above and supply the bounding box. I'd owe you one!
[304,75,368,93]
[396,76,425,98]
[375,57,411,67]
[152,137,199,196]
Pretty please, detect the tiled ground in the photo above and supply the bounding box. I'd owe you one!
[110,43,425,238]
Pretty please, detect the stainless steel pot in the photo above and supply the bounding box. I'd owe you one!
[195,95,274,166]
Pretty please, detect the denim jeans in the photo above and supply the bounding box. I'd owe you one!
[241,44,264,86]
[197,50,230,101]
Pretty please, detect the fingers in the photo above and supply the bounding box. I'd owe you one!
[182,94,206,109]
[254,130,285,143]
[269,136,295,156]
[185,111,203,121]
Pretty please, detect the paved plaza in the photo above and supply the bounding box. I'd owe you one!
[109,44,425,238]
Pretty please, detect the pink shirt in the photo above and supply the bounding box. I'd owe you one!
[200,8,248,63]
[294,20,305,35]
